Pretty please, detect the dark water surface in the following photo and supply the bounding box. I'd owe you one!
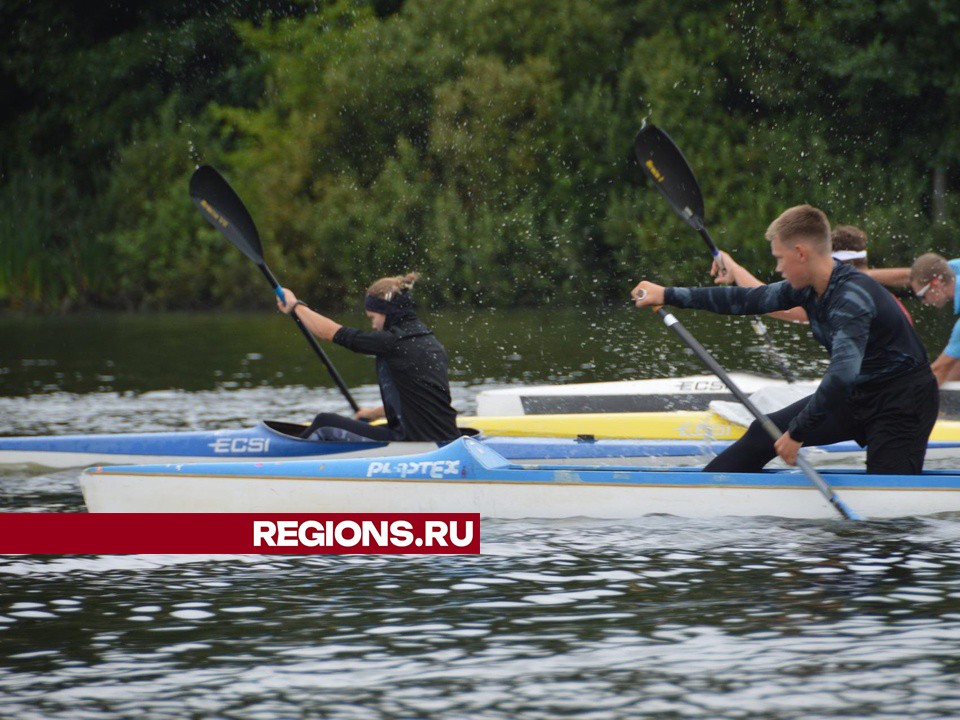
[2,308,960,718]
[1,306,834,398]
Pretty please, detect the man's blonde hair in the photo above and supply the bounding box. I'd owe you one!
[366,272,420,301]
[910,253,951,285]
[765,205,831,254]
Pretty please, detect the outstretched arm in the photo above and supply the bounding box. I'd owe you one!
[277,288,342,342]
[711,251,808,323]
[711,250,766,288]
[766,307,808,323]
[354,405,386,421]
[931,353,960,385]
[864,267,911,288]
[633,279,804,317]
[931,321,960,385]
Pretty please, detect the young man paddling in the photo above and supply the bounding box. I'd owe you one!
[277,273,460,443]
[632,205,938,474]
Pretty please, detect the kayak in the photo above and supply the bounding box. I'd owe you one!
[4,419,941,471]
[460,410,743,439]
[0,420,438,471]
[81,437,960,519]
[459,412,960,442]
[0,410,844,472]
[476,373,815,415]
[477,373,960,417]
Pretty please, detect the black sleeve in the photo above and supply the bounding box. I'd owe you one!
[332,326,398,356]
[787,290,874,442]
[664,282,805,316]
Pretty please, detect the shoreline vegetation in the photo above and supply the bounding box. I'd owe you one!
[2,0,958,313]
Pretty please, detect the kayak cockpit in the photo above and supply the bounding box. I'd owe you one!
[261,419,311,439]
[260,419,481,442]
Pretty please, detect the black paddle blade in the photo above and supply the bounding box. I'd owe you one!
[189,165,264,264]
[634,124,706,231]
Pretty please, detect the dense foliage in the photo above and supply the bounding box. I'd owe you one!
[2,0,958,311]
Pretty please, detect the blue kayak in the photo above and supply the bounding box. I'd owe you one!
[81,437,960,519]
[3,419,950,471]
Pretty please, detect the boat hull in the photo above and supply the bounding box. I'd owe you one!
[477,373,960,417]
[6,419,960,470]
[460,412,960,442]
[81,438,960,519]
[0,421,438,471]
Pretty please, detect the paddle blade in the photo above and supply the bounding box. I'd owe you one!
[189,165,264,264]
[634,124,706,230]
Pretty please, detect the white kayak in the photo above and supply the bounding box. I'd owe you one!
[476,373,814,415]
[81,437,960,519]
[477,373,960,417]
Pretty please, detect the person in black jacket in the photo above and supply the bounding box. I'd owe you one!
[277,273,460,442]
[631,205,938,474]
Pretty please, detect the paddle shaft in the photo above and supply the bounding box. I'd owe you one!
[653,306,861,520]
[258,264,360,413]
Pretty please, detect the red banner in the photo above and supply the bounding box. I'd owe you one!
[0,514,480,554]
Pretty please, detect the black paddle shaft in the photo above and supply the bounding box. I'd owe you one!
[190,165,360,412]
[633,123,797,382]
[654,306,860,520]
[258,264,360,413]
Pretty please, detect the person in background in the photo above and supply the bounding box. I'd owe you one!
[859,252,960,385]
[632,205,938,474]
[904,253,960,385]
[277,272,460,442]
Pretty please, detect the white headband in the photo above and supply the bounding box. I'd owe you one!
[832,250,867,261]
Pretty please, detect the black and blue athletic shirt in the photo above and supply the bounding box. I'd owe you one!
[663,263,929,442]
[333,317,460,442]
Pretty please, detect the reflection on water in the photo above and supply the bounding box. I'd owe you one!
[0,384,472,437]
[1,516,960,718]
[0,304,951,398]
[0,308,850,397]
[2,310,960,718]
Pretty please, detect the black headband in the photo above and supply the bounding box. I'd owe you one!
[364,291,413,316]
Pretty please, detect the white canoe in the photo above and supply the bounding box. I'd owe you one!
[81,437,960,519]
[477,373,960,417]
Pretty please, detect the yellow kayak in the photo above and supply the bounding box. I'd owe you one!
[459,411,960,442]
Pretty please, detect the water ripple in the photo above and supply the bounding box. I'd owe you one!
[2,382,960,717]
